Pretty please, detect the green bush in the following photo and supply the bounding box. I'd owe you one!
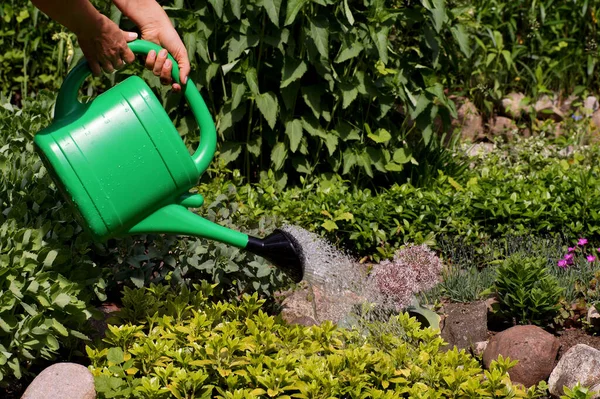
[207,134,600,260]
[0,96,107,386]
[87,282,541,398]
[0,0,73,100]
[493,253,563,326]
[450,0,600,113]
[3,0,470,186]
[143,0,468,184]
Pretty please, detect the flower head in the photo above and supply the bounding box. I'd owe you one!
[563,253,574,265]
[568,247,577,253]
[558,259,568,268]
[578,238,589,246]
[588,255,597,263]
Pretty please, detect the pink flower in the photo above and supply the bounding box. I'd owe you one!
[588,255,597,263]
[568,247,577,252]
[578,238,589,246]
[597,248,600,253]
[564,253,574,265]
[558,259,568,268]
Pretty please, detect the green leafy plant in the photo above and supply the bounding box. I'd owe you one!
[0,0,75,100]
[561,383,598,399]
[87,282,541,398]
[0,95,106,387]
[493,252,563,326]
[91,0,471,187]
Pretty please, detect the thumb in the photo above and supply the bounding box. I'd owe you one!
[178,59,191,85]
[122,30,138,43]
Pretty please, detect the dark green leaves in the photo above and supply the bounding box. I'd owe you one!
[263,0,282,26]
[271,142,287,170]
[284,0,308,25]
[280,58,308,88]
[285,119,303,153]
[255,92,279,129]
[309,17,329,60]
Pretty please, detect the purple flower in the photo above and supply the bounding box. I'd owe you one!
[597,248,600,253]
[588,255,597,263]
[578,238,589,246]
[564,253,574,265]
[568,247,577,253]
[558,259,568,268]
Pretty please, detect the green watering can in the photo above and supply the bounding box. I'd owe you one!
[34,40,304,282]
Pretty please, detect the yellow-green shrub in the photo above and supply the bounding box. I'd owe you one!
[87,283,542,398]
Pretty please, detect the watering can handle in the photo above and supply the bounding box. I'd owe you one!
[54,39,216,177]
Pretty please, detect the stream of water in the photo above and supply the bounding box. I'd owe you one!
[280,224,401,328]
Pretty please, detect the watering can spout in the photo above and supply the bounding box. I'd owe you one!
[246,230,304,283]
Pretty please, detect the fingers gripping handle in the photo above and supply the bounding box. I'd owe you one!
[54,40,216,177]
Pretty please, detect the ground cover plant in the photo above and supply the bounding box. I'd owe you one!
[197,132,600,261]
[86,282,543,399]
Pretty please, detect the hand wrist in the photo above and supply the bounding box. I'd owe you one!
[71,8,105,37]
[112,0,170,27]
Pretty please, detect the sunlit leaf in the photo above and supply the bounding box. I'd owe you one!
[255,92,279,129]
[285,119,303,153]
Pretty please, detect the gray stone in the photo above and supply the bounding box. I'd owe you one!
[489,116,518,141]
[279,283,364,325]
[455,99,483,142]
[502,92,527,118]
[284,315,319,326]
[560,94,579,114]
[22,362,96,399]
[473,341,488,356]
[465,142,495,158]
[535,95,564,121]
[583,96,599,116]
[548,344,600,398]
[587,306,600,330]
[483,325,559,387]
[590,109,600,137]
[441,301,488,351]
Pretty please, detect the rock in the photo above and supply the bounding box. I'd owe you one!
[285,315,318,326]
[560,94,579,114]
[590,109,600,134]
[535,95,564,121]
[502,92,527,118]
[441,301,488,352]
[473,341,488,356]
[583,96,599,116]
[22,362,96,399]
[489,116,518,141]
[483,325,559,387]
[587,306,600,330]
[455,99,483,142]
[548,344,600,398]
[279,283,364,325]
[466,142,495,157]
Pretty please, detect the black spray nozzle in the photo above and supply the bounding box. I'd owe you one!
[246,229,304,283]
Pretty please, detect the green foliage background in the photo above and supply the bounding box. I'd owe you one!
[3,0,600,392]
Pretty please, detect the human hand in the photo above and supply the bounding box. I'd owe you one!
[76,13,138,77]
[139,21,191,92]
